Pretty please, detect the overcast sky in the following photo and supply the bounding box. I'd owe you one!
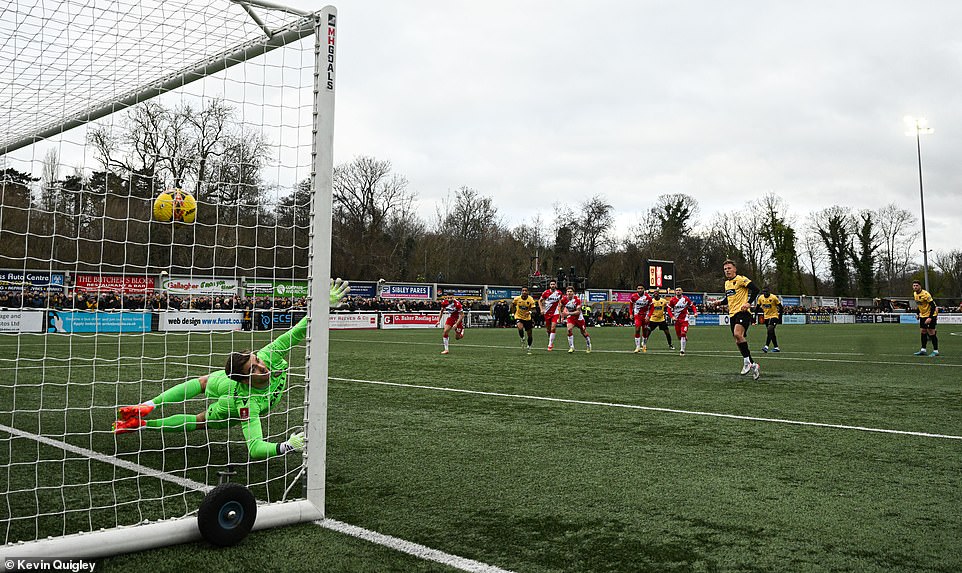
[284,0,961,260]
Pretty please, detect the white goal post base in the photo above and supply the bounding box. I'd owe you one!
[0,499,322,565]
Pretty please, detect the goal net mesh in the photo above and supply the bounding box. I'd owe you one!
[0,0,323,547]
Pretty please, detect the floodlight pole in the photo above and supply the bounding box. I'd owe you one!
[915,128,930,292]
[906,117,933,292]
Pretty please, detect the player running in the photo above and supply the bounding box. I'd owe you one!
[646,290,674,350]
[512,287,538,354]
[560,286,592,353]
[912,280,939,357]
[112,279,351,460]
[539,279,564,351]
[723,259,760,380]
[628,284,653,353]
[756,286,782,353]
[437,297,465,355]
[667,287,697,356]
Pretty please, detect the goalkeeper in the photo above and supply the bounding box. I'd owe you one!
[112,279,350,460]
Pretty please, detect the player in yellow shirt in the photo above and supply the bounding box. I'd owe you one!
[512,287,538,354]
[755,286,782,353]
[724,259,761,380]
[645,290,674,350]
[912,280,939,357]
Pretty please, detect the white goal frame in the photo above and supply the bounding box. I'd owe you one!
[0,2,336,561]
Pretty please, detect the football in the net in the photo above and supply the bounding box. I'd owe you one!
[153,189,197,224]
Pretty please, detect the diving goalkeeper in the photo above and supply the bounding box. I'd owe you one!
[112,279,350,460]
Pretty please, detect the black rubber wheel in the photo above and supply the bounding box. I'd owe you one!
[197,483,257,547]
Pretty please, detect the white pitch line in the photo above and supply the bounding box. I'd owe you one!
[0,423,212,492]
[331,377,962,441]
[0,423,515,573]
[318,518,516,573]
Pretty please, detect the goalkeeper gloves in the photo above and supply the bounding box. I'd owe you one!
[278,431,305,455]
[330,277,351,307]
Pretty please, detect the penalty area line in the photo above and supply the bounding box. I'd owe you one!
[0,423,515,573]
[331,377,962,441]
[0,423,212,493]
[318,519,517,573]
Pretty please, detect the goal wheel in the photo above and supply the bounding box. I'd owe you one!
[197,483,257,547]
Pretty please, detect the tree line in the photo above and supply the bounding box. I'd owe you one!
[332,155,960,299]
[1,100,960,298]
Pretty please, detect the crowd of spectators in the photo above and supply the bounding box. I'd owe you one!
[0,289,307,311]
[2,290,958,317]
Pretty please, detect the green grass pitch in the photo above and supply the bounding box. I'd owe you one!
[2,323,961,572]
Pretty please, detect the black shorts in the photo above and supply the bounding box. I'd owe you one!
[516,318,533,330]
[730,311,753,333]
[649,320,669,331]
[919,316,938,328]
[765,317,781,326]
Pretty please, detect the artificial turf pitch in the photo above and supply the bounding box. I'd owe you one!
[2,323,960,572]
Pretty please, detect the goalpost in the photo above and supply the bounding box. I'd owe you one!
[0,0,335,560]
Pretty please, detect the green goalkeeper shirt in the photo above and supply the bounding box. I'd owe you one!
[204,316,308,459]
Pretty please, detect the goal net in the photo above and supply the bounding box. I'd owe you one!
[0,0,335,558]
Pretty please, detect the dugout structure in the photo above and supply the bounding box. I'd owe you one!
[0,0,336,559]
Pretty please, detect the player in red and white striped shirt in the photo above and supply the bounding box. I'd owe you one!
[628,284,653,353]
[560,287,592,353]
[436,298,464,355]
[667,287,698,356]
[539,280,564,351]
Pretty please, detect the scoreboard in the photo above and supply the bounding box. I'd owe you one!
[645,259,675,290]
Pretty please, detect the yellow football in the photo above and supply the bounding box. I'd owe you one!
[153,189,197,224]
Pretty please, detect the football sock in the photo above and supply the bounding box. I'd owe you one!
[549,332,556,346]
[443,335,449,350]
[518,329,524,339]
[680,337,687,352]
[737,341,753,362]
[921,333,929,349]
[634,337,641,348]
[151,378,203,406]
[585,336,591,347]
[665,332,672,346]
[145,414,197,432]
[642,337,648,346]
[527,333,533,346]
[567,335,574,348]
[770,332,778,347]
[931,335,938,350]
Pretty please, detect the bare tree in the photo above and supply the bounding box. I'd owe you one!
[934,250,962,299]
[331,156,421,279]
[875,203,918,293]
[709,205,768,281]
[799,228,824,296]
[185,99,232,199]
[555,195,614,281]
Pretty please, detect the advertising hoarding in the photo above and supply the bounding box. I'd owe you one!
[0,270,65,292]
[163,276,238,296]
[159,311,244,332]
[380,313,438,329]
[47,311,151,333]
[330,313,379,330]
[437,285,484,300]
[75,274,155,294]
[380,284,433,299]
[486,287,522,301]
[0,310,45,332]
